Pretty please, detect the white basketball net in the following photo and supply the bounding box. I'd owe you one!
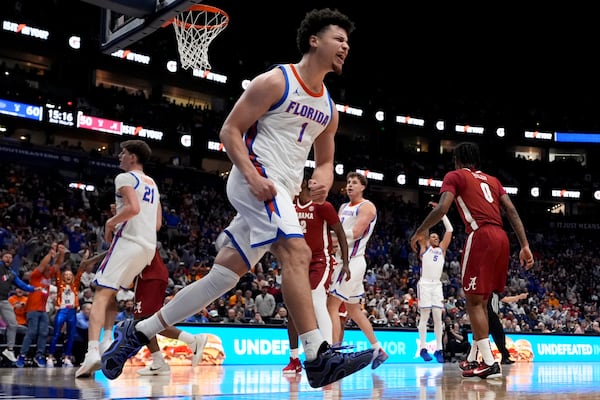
[173,5,229,71]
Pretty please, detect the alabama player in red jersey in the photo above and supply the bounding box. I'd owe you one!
[411,142,534,379]
[283,179,350,375]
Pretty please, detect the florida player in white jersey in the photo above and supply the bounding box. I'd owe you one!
[414,202,453,363]
[327,172,389,369]
[77,140,161,378]
[101,9,375,388]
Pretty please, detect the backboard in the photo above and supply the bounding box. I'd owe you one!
[82,0,204,53]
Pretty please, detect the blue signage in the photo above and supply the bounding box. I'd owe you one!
[0,98,43,121]
[171,325,600,365]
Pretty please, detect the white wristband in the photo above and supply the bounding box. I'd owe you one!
[442,215,453,232]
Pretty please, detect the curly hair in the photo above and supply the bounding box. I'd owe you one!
[296,8,355,55]
[453,142,480,169]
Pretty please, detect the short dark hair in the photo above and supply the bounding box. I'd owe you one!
[453,142,480,169]
[120,140,152,165]
[347,171,367,187]
[296,8,355,55]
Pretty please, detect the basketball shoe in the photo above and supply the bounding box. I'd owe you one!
[282,357,302,374]
[434,350,445,363]
[191,334,208,367]
[303,341,373,388]
[420,348,432,362]
[371,348,389,369]
[101,319,149,380]
[76,351,100,378]
[137,362,171,376]
[459,359,479,371]
[463,361,502,379]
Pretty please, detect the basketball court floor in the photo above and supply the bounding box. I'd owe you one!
[2,361,599,400]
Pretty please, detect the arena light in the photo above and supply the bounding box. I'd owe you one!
[355,168,383,181]
[180,134,191,147]
[418,177,443,188]
[530,187,540,198]
[110,49,150,64]
[192,68,228,84]
[167,60,178,73]
[455,124,484,135]
[524,130,553,140]
[551,189,581,199]
[68,35,81,49]
[207,140,226,152]
[2,20,49,40]
[336,104,363,117]
[396,115,425,127]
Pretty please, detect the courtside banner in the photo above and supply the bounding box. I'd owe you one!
[136,325,600,365]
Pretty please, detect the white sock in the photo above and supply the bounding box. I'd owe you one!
[178,331,195,346]
[290,348,299,359]
[477,338,495,365]
[138,264,240,337]
[371,341,382,351]
[151,350,165,366]
[467,341,478,362]
[299,329,325,362]
[87,340,99,353]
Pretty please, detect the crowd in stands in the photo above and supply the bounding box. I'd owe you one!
[1,153,599,367]
[2,58,600,202]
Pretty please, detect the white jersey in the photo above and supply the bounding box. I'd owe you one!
[420,246,444,281]
[114,170,159,250]
[243,63,333,197]
[338,200,376,259]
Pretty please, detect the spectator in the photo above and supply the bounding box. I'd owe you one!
[4,261,38,363]
[79,288,94,304]
[444,320,471,362]
[73,302,92,365]
[16,244,65,368]
[115,299,135,322]
[255,283,276,321]
[79,260,96,291]
[249,312,265,325]
[222,307,242,324]
[8,288,29,327]
[47,253,90,368]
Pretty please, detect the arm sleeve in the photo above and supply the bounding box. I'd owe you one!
[13,274,36,293]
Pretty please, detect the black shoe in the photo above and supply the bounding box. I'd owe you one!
[303,341,373,388]
[101,319,149,380]
[501,357,515,364]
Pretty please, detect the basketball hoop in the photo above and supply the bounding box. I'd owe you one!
[172,4,229,71]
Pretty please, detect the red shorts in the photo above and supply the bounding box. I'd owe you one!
[133,277,168,319]
[133,250,168,319]
[308,254,335,291]
[461,224,509,296]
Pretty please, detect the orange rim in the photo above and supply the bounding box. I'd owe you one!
[164,4,229,30]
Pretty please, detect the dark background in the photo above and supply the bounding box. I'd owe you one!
[8,0,597,132]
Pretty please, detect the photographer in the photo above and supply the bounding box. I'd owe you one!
[444,318,471,362]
